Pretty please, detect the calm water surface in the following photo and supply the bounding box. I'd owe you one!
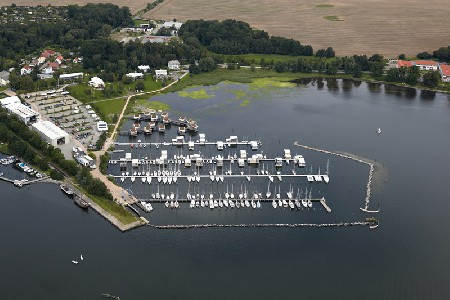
[1,79,450,299]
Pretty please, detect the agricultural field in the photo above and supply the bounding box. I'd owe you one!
[2,0,449,57]
[143,0,450,57]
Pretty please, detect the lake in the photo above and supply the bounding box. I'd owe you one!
[1,79,450,299]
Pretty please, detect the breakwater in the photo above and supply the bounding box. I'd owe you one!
[294,141,378,212]
[147,221,377,229]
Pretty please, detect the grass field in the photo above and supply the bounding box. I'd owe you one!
[324,16,342,21]
[91,98,126,123]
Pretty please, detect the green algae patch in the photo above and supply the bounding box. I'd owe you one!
[240,99,251,107]
[178,88,212,99]
[250,78,296,89]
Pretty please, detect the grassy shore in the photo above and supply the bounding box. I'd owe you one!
[165,68,353,92]
[76,185,139,225]
[0,143,11,155]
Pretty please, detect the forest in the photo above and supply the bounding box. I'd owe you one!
[179,19,314,56]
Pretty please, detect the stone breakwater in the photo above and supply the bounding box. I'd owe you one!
[294,141,377,212]
[147,221,376,229]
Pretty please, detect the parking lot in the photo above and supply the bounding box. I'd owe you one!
[23,89,104,150]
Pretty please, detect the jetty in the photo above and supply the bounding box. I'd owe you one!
[294,141,378,213]
[147,220,377,230]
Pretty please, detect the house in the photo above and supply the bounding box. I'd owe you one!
[414,60,438,71]
[162,21,182,30]
[55,55,64,64]
[155,69,168,80]
[73,57,83,64]
[37,73,53,80]
[125,72,144,79]
[138,65,150,72]
[48,62,60,69]
[0,71,10,86]
[439,64,450,82]
[20,65,32,76]
[88,77,105,89]
[40,49,56,59]
[42,66,53,74]
[37,56,46,64]
[168,60,180,70]
[397,60,413,68]
[396,59,438,70]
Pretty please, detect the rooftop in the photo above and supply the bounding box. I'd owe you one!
[6,102,39,119]
[440,64,450,76]
[32,121,69,140]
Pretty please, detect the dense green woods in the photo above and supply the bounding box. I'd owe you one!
[179,19,314,56]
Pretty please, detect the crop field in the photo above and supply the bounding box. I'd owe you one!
[2,0,449,57]
[143,0,450,57]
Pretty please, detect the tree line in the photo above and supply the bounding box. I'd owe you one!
[417,46,450,62]
[179,19,316,56]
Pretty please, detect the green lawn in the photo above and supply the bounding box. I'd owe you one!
[67,76,162,104]
[91,98,127,123]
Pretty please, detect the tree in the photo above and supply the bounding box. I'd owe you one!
[352,64,362,78]
[135,80,145,91]
[398,54,406,60]
[198,57,216,72]
[422,71,440,88]
[405,66,420,85]
[369,61,384,78]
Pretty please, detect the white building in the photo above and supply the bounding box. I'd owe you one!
[126,72,144,79]
[32,121,69,146]
[162,21,183,30]
[155,69,168,80]
[5,102,39,123]
[138,65,150,72]
[97,121,108,132]
[59,73,84,81]
[88,77,105,89]
[0,96,21,108]
[168,60,180,70]
[414,60,438,71]
[439,64,450,82]
[20,65,32,76]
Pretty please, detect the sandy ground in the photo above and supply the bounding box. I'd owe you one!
[2,0,449,56]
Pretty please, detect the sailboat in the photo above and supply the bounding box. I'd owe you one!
[302,187,308,207]
[308,189,313,208]
[377,127,381,134]
[323,159,330,183]
[80,254,84,261]
[272,199,277,208]
[266,182,271,199]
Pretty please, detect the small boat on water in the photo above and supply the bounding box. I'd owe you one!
[272,200,277,209]
[72,260,78,265]
[74,194,89,209]
[60,184,74,196]
[377,127,381,134]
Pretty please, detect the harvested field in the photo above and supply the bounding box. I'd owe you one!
[143,0,450,57]
[2,0,449,57]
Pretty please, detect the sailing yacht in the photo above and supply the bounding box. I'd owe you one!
[272,199,277,208]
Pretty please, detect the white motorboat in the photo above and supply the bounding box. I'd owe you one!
[377,127,381,134]
[120,177,125,182]
[72,260,78,265]
[147,176,152,184]
[251,200,257,209]
[245,199,250,208]
[141,177,146,183]
[282,199,288,208]
[130,176,135,183]
[165,201,169,208]
[272,200,277,208]
[229,200,235,208]
[289,200,295,209]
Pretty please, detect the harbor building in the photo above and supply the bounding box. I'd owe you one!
[5,102,39,124]
[32,121,69,146]
[0,96,21,108]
